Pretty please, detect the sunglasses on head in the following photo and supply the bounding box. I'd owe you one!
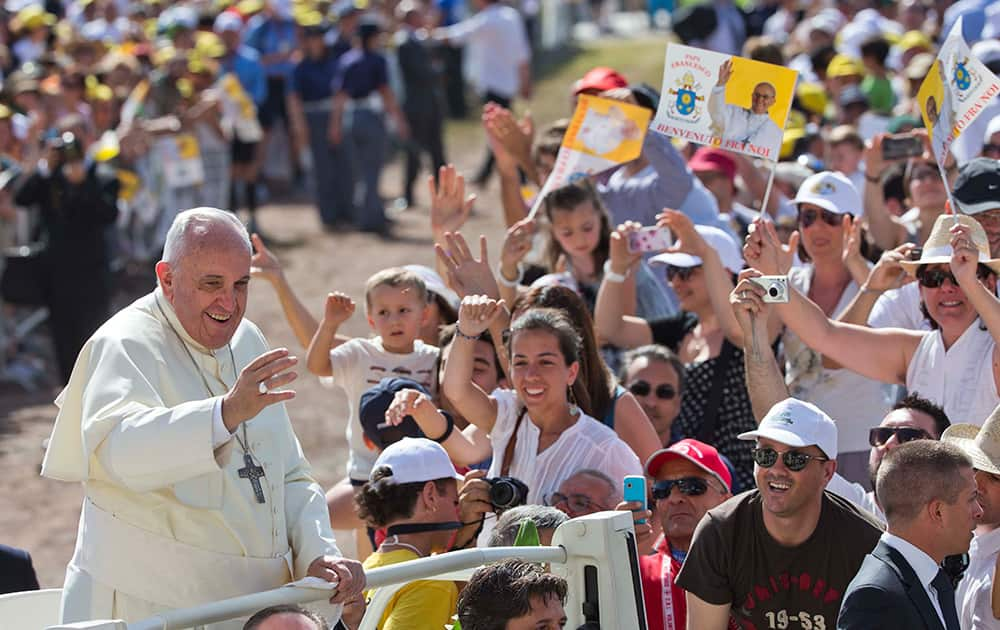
[651,477,710,499]
[916,264,992,288]
[628,380,677,400]
[752,446,828,472]
[798,207,843,228]
[868,426,930,447]
[666,265,699,281]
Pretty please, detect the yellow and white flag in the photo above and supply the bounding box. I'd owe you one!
[528,94,651,217]
[918,16,1000,170]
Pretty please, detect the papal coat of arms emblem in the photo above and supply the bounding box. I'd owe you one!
[666,72,705,122]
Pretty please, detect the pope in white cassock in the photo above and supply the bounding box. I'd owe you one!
[708,58,783,159]
[41,208,365,628]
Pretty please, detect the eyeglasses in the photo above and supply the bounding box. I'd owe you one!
[868,426,930,447]
[751,91,774,102]
[545,492,606,513]
[651,477,710,499]
[627,380,677,400]
[798,207,843,228]
[982,143,1000,157]
[916,265,992,288]
[666,265,699,281]
[751,447,828,472]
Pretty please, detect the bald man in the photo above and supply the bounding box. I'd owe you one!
[708,58,783,160]
[42,208,364,628]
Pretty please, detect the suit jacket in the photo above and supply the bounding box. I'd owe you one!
[396,30,444,118]
[0,544,40,595]
[836,540,947,630]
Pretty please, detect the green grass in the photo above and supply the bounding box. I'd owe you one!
[444,35,669,148]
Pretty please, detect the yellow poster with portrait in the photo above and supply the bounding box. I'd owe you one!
[652,43,798,162]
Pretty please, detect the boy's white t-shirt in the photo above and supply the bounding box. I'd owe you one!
[324,337,439,480]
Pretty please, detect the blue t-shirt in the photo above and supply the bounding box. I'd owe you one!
[243,15,298,79]
[292,54,340,102]
[332,49,389,99]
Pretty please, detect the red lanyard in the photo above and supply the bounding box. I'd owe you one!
[656,536,677,630]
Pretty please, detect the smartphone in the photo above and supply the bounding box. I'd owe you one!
[628,226,673,253]
[882,134,924,161]
[623,475,647,525]
[909,246,923,261]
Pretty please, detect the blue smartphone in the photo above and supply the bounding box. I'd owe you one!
[623,475,647,525]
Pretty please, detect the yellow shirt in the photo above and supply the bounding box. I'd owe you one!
[363,548,459,630]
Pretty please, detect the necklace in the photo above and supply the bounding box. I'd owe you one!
[155,298,267,504]
[380,535,424,557]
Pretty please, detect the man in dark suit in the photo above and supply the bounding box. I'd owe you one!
[395,2,446,209]
[0,544,40,594]
[837,441,983,630]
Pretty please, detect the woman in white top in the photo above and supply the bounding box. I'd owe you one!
[443,296,641,506]
[736,213,1000,428]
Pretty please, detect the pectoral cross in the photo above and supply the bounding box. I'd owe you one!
[238,452,266,504]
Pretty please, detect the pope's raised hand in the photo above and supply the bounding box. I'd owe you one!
[221,348,297,431]
[716,59,733,87]
[307,555,367,605]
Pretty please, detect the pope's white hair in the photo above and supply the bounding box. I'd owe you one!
[161,207,251,265]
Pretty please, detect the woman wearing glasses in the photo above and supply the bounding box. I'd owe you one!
[595,211,757,491]
[743,171,892,486]
[736,212,1000,433]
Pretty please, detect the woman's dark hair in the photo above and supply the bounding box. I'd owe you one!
[433,293,458,326]
[542,178,612,275]
[505,308,589,413]
[513,285,609,419]
[355,466,451,528]
[457,560,568,630]
[619,344,686,395]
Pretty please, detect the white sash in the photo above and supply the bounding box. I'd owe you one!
[71,499,293,609]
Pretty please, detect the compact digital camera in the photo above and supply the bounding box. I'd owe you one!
[486,476,529,511]
[749,275,789,303]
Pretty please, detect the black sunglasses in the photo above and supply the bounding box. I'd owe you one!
[628,380,677,400]
[798,207,843,228]
[982,143,1000,156]
[916,264,992,288]
[651,477,709,499]
[666,265,699,281]
[868,427,930,447]
[752,447,828,472]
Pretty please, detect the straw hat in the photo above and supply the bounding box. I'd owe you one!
[898,214,1000,276]
[941,404,1000,476]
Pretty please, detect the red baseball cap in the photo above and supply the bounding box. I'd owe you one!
[573,67,628,95]
[688,147,736,183]
[645,438,732,492]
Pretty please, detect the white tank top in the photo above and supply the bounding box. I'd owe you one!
[906,320,1000,425]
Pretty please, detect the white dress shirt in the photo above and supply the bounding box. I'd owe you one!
[882,532,947,627]
[438,4,530,99]
[957,527,1000,629]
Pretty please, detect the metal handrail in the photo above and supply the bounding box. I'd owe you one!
[128,546,568,630]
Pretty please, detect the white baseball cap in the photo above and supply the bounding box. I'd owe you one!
[213,11,243,33]
[793,171,861,217]
[403,264,460,312]
[370,437,463,484]
[738,398,839,459]
[649,226,744,274]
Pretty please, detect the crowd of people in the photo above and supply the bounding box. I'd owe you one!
[4,0,1000,628]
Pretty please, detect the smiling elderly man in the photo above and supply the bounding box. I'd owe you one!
[41,208,364,628]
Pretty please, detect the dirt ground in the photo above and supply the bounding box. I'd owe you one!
[0,146,510,588]
[0,35,669,589]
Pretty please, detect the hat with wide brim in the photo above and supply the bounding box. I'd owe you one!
[898,214,1000,276]
[941,403,1000,476]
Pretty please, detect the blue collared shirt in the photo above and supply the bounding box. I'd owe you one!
[332,49,388,99]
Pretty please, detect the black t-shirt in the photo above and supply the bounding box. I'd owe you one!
[677,490,882,630]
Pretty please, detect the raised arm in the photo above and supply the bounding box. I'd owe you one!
[949,222,1000,395]
[593,223,654,349]
[731,270,790,422]
[385,388,493,465]
[305,293,355,378]
[496,218,535,306]
[430,165,476,280]
[442,296,504,433]
[835,243,915,326]
[767,276,920,385]
[861,134,908,250]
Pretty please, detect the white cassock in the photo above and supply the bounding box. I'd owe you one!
[41,289,341,629]
[708,86,783,160]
